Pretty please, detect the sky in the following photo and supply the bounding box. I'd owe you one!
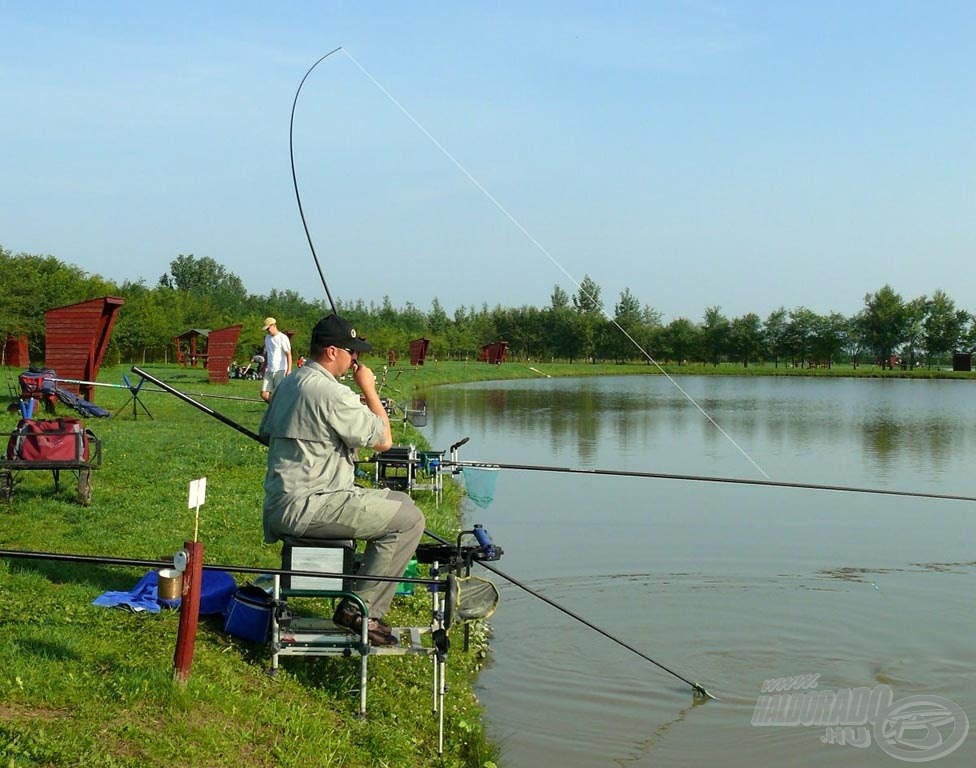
[1,2,974,323]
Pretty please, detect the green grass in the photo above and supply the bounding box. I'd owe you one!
[0,363,496,768]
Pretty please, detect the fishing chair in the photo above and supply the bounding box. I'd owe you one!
[269,536,445,721]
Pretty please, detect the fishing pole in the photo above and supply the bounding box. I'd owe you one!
[422,528,716,700]
[53,376,263,404]
[444,460,976,504]
[286,53,717,698]
[290,46,343,316]
[131,367,265,444]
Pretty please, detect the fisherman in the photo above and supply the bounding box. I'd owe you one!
[259,314,425,646]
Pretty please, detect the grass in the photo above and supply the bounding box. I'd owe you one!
[0,362,498,768]
[1,356,971,766]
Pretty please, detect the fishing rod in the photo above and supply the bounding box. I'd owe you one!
[286,53,717,698]
[0,548,439,588]
[142,369,716,699]
[421,528,716,700]
[443,460,976,504]
[53,376,263,404]
[131,367,265,444]
[290,46,343,316]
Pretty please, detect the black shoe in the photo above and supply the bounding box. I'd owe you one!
[332,601,398,646]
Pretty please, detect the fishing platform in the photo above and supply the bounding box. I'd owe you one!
[268,527,502,753]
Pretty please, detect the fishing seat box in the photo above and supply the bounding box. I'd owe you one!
[279,537,356,594]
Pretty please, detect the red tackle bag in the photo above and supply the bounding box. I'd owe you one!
[5,418,90,462]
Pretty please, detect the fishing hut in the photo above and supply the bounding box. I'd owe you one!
[408,338,430,366]
[204,324,242,384]
[44,296,124,402]
[3,334,30,369]
[173,329,209,368]
[479,341,509,365]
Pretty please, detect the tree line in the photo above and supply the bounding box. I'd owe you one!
[1,245,973,370]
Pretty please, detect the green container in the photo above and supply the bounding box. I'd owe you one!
[396,557,419,596]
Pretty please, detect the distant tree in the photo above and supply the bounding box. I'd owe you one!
[923,289,970,367]
[729,313,764,367]
[550,285,570,310]
[763,308,789,368]
[810,312,850,368]
[701,306,730,366]
[606,288,643,362]
[659,317,700,363]
[784,307,818,367]
[428,298,449,334]
[901,296,928,368]
[861,285,909,367]
[572,275,603,315]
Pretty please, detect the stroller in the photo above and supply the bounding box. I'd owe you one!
[230,354,264,381]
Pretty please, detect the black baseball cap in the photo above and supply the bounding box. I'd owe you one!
[311,315,372,353]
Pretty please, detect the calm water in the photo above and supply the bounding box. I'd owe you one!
[418,375,976,767]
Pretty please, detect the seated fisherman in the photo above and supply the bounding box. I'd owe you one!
[260,314,425,646]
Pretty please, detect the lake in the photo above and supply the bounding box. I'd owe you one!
[418,374,975,767]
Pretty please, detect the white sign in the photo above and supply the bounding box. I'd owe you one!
[188,477,207,508]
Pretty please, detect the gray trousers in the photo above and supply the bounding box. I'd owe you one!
[299,487,425,620]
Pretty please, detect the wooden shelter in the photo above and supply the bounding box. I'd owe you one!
[3,334,30,369]
[44,296,124,401]
[408,338,430,366]
[206,324,242,384]
[174,329,209,368]
[478,341,509,365]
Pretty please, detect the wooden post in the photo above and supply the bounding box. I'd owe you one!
[173,541,203,683]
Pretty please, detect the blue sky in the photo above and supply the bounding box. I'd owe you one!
[1,2,974,322]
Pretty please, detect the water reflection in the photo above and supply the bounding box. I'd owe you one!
[418,375,976,768]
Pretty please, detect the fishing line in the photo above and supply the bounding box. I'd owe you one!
[444,459,976,504]
[422,528,716,700]
[338,48,769,480]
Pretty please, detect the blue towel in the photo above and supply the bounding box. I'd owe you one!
[92,569,238,615]
[92,570,162,613]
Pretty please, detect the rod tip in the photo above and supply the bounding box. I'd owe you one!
[693,684,718,701]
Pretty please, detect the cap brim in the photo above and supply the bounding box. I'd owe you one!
[348,339,372,353]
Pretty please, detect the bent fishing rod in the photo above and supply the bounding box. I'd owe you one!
[444,460,976,505]
[286,54,718,698]
[137,367,717,700]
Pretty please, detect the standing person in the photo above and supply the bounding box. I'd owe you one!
[260,317,292,403]
[259,314,425,646]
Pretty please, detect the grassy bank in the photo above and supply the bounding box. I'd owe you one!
[0,364,497,768]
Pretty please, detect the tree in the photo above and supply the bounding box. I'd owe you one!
[922,290,969,367]
[729,313,764,367]
[860,285,909,367]
[701,306,730,366]
[550,285,570,310]
[659,318,700,364]
[606,288,643,362]
[763,308,789,368]
[572,275,603,315]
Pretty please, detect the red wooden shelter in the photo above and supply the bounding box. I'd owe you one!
[44,296,124,401]
[206,324,242,384]
[478,341,509,365]
[174,329,209,368]
[3,334,30,368]
[408,338,430,366]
